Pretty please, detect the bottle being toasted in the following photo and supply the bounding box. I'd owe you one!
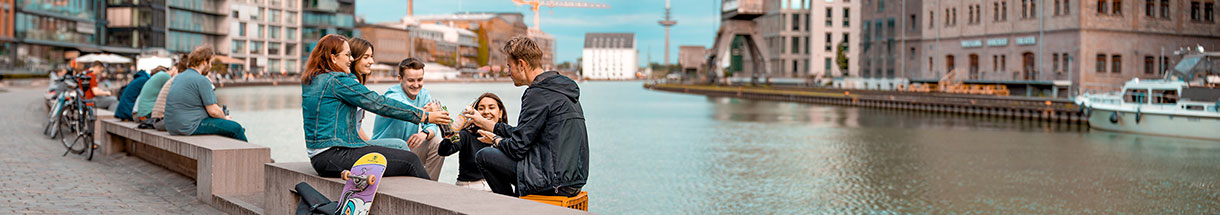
[430,99,470,143]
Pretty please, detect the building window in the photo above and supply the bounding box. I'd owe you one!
[910,14,918,30]
[1208,1,1216,22]
[232,40,245,54]
[1031,0,1038,17]
[1144,56,1155,74]
[826,33,833,52]
[929,11,935,28]
[1063,0,1072,15]
[1097,54,1107,73]
[996,2,1002,21]
[946,8,956,25]
[843,33,850,52]
[1099,0,1109,14]
[844,8,851,26]
[878,0,886,11]
[1061,53,1071,72]
[792,36,800,54]
[239,22,246,36]
[1115,0,1124,15]
[1162,0,1172,18]
[1001,55,1007,72]
[1023,0,1030,18]
[1003,0,1009,20]
[805,36,810,54]
[1112,55,1122,74]
[826,58,832,71]
[827,8,834,26]
[258,24,265,37]
[792,14,800,31]
[993,55,999,72]
[1147,0,1157,16]
[1160,56,1169,75]
[1057,0,1062,15]
[1053,53,1060,72]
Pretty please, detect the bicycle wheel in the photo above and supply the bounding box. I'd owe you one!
[60,103,86,155]
[44,99,66,137]
[54,104,76,141]
[83,107,96,161]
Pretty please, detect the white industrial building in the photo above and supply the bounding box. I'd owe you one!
[581,33,637,80]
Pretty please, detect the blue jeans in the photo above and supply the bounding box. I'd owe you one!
[192,118,248,142]
[366,138,411,151]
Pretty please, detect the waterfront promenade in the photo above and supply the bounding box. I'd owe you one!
[0,85,223,214]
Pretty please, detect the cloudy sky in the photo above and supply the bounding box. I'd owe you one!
[355,0,721,66]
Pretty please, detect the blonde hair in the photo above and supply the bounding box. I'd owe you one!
[502,36,543,70]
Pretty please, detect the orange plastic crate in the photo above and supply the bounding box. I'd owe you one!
[521,191,588,211]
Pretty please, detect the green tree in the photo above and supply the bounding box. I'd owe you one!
[835,40,850,77]
[476,27,490,67]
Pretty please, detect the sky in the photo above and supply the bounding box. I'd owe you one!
[355,0,721,66]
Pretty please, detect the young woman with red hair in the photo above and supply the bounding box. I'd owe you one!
[300,34,451,179]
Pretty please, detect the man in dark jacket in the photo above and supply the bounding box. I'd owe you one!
[466,36,589,197]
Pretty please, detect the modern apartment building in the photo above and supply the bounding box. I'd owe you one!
[228,0,302,76]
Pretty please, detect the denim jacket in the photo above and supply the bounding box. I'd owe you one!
[302,71,426,149]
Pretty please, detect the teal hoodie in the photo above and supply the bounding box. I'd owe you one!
[371,84,439,141]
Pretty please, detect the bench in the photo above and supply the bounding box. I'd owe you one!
[265,162,591,215]
[99,118,271,204]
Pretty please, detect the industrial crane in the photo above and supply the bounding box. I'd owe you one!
[511,0,611,30]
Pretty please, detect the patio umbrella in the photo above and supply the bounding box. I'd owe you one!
[76,54,132,64]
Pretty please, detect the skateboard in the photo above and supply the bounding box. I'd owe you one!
[336,153,387,215]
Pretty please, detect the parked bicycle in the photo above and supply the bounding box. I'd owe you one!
[53,74,97,160]
[43,75,75,139]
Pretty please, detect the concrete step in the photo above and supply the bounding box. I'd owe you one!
[214,193,265,215]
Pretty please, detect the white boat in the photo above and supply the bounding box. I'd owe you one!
[1075,51,1220,140]
[1076,79,1220,140]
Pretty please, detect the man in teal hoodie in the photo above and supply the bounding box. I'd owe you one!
[372,58,445,180]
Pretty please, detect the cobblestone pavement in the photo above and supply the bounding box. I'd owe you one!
[0,86,224,214]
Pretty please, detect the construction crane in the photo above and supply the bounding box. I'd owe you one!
[511,0,611,30]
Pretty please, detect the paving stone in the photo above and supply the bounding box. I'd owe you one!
[0,86,226,214]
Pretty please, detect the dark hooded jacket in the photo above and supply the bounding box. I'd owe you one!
[493,71,589,196]
[115,70,150,120]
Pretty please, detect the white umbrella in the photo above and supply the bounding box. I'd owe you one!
[371,63,395,72]
[77,54,133,64]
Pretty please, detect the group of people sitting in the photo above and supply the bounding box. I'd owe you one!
[299,34,589,197]
[103,34,587,198]
[48,49,248,143]
[102,48,249,142]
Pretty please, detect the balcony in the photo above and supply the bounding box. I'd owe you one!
[722,0,763,20]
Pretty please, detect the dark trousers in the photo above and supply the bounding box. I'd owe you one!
[474,147,518,196]
[192,118,248,142]
[476,147,582,197]
[311,145,431,180]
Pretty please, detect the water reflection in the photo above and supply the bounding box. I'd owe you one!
[215,82,1220,214]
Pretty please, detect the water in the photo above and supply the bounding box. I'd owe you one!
[217,81,1220,214]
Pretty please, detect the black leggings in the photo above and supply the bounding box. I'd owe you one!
[310,145,431,180]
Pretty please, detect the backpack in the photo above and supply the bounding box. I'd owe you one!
[295,182,338,215]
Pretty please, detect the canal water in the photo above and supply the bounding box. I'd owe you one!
[216,81,1220,214]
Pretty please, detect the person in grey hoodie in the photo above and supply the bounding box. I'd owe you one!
[465,36,589,197]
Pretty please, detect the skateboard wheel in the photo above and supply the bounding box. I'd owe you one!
[368,175,376,185]
[341,170,351,181]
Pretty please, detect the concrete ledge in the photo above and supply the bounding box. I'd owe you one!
[265,162,590,215]
[100,118,271,204]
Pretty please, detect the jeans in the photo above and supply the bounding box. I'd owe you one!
[310,142,431,180]
[476,147,581,197]
[474,147,518,196]
[192,118,248,142]
[93,96,119,112]
[366,138,411,151]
